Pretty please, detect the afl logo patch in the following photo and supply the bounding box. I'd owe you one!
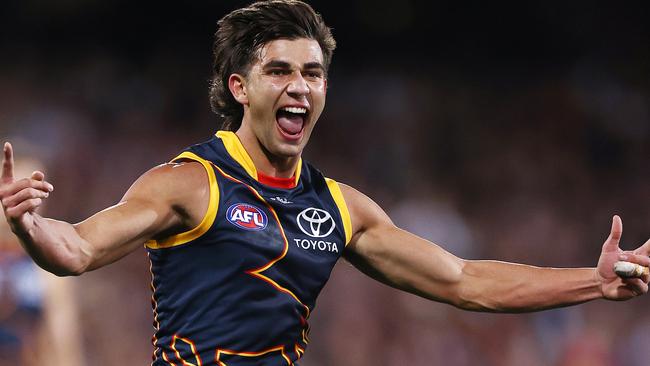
[226,203,268,231]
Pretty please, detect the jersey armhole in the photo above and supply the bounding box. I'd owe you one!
[145,152,220,249]
[325,178,352,246]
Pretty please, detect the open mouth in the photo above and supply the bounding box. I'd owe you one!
[276,106,307,141]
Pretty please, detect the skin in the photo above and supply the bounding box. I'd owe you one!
[1,38,649,313]
[230,38,327,178]
[0,159,83,365]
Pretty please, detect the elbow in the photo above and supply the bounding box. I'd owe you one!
[45,246,92,277]
[448,260,540,313]
[453,285,506,312]
[58,231,95,276]
[450,260,503,312]
[61,252,91,277]
[453,292,502,312]
[453,285,490,312]
[50,267,84,277]
[41,257,89,277]
[58,258,89,276]
[34,259,86,277]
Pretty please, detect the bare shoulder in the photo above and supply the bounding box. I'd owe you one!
[126,161,207,199]
[124,160,210,227]
[337,182,394,241]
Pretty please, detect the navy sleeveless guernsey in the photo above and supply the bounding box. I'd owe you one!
[146,131,352,366]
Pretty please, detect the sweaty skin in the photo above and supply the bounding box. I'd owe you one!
[1,38,649,312]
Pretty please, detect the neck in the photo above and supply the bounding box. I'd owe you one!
[235,128,299,179]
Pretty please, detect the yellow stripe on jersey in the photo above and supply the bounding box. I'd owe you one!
[216,131,258,180]
[216,131,303,186]
[293,159,302,187]
[145,152,220,249]
[324,178,352,246]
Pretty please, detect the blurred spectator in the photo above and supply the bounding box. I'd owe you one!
[0,148,83,366]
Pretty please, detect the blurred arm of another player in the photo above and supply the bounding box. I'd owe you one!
[340,183,650,312]
[0,142,209,276]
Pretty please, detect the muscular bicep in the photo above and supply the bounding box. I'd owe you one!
[73,161,208,271]
[72,199,176,271]
[341,184,465,304]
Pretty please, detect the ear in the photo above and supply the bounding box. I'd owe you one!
[228,74,248,105]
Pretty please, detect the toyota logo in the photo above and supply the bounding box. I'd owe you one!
[296,208,336,238]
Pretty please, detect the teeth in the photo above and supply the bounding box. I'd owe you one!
[281,107,307,114]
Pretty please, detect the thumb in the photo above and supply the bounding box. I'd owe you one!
[602,215,623,252]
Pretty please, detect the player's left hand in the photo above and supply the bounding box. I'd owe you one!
[596,215,650,300]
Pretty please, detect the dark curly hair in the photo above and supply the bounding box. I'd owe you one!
[209,0,336,131]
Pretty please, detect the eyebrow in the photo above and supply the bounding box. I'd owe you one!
[262,60,325,72]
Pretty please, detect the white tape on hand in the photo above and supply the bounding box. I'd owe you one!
[613,261,649,278]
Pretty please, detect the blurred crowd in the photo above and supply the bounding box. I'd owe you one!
[1,1,649,365]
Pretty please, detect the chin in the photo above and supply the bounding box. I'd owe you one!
[274,143,304,159]
[270,129,309,158]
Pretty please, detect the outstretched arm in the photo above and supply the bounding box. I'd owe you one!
[341,184,649,312]
[0,142,208,276]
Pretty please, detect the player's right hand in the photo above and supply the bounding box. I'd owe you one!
[0,142,54,234]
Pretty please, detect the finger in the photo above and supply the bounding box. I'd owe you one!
[633,238,650,257]
[5,198,42,217]
[619,252,650,267]
[622,277,648,296]
[1,188,49,209]
[1,142,14,182]
[31,170,45,181]
[631,273,648,285]
[0,178,53,198]
[602,215,623,252]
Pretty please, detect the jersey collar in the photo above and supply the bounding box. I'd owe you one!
[215,130,302,187]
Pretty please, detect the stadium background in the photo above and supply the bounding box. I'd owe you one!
[1,1,649,364]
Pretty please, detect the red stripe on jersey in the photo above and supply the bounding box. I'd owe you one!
[258,171,296,189]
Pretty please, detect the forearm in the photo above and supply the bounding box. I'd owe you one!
[454,260,603,312]
[343,186,646,311]
[14,215,92,276]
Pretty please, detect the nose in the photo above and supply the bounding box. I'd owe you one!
[287,72,310,96]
